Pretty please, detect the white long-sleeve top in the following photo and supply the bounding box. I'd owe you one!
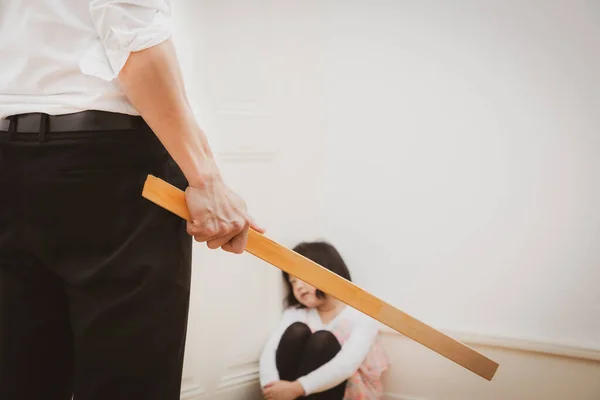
[259,305,381,396]
[0,0,172,119]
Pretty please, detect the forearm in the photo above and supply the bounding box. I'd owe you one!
[259,339,280,387]
[118,38,218,187]
[297,355,355,395]
[260,310,300,386]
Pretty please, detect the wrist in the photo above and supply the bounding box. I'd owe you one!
[292,380,305,397]
[184,157,223,189]
[154,121,221,189]
[186,167,221,189]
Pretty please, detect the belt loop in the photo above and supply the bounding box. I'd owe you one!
[8,116,17,141]
[39,113,49,143]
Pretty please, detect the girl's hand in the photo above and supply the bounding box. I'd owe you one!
[262,380,304,400]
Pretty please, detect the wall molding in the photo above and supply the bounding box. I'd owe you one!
[379,325,600,362]
[180,376,206,400]
[383,395,425,400]
[217,361,260,390]
[179,363,262,399]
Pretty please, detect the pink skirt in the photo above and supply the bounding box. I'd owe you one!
[342,336,388,399]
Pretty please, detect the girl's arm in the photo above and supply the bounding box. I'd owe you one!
[297,314,380,395]
[258,308,301,388]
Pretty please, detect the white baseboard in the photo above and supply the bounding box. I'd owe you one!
[217,380,262,400]
[180,380,261,400]
[379,326,600,400]
[217,362,263,400]
[379,325,600,362]
[383,395,425,400]
[180,375,206,399]
[180,384,206,400]
[217,361,260,390]
[180,363,262,400]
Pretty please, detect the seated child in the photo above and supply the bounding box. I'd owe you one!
[259,241,389,400]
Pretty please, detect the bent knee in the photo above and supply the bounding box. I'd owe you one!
[280,322,312,346]
[305,330,341,355]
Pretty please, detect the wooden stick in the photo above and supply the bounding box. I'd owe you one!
[141,174,499,381]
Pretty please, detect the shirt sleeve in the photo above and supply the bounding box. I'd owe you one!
[82,0,173,80]
[258,308,302,388]
[297,313,381,395]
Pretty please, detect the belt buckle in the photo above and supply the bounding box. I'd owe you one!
[4,113,49,142]
[7,115,17,141]
[39,113,49,143]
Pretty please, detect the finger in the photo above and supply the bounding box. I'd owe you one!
[206,218,246,250]
[188,221,231,244]
[206,232,236,250]
[222,227,249,254]
[187,221,218,242]
[221,220,250,254]
[248,214,266,234]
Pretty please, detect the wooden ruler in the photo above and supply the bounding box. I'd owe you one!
[141,174,499,381]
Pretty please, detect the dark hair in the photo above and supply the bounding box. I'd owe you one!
[283,241,352,308]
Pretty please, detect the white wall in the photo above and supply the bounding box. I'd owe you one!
[170,1,600,399]
[319,2,600,398]
[320,0,600,349]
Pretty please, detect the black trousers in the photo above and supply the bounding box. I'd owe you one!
[276,322,347,400]
[0,113,192,400]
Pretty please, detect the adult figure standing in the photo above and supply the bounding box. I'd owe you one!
[0,1,263,399]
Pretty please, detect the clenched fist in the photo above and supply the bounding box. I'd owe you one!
[185,174,264,254]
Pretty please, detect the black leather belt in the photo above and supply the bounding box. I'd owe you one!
[0,111,146,135]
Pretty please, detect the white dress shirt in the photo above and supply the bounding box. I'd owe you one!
[0,0,173,119]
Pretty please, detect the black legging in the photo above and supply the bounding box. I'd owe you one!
[275,322,347,400]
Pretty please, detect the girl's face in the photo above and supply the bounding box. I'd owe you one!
[289,276,323,308]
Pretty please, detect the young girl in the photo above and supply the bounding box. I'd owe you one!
[259,241,389,400]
